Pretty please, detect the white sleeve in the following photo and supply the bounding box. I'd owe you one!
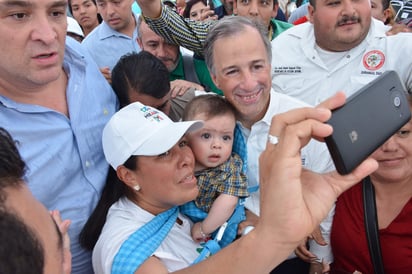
[309,204,335,264]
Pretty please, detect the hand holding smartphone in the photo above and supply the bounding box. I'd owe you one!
[325,71,411,175]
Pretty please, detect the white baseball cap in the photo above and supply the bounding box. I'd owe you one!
[102,102,203,169]
[67,16,84,38]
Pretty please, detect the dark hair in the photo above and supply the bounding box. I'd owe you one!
[309,0,315,8]
[67,0,103,24]
[182,94,237,121]
[0,210,44,274]
[111,51,171,108]
[0,128,45,274]
[183,0,214,18]
[79,156,137,250]
[381,0,390,10]
[381,0,395,25]
[0,128,26,204]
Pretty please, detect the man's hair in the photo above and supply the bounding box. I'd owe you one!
[136,15,144,38]
[0,210,44,274]
[309,0,316,8]
[182,94,237,121]
[0,128,26,204]
[111,51,171,108]
[381,0,390,10]
[0,128,45,274]
[204,16,271,75]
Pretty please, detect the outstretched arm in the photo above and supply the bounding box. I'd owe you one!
[137,92,378,274]
[135,0,162,18]
[136,0,215,55]
[179,93,377,273]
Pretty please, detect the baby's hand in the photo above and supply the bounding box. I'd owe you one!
[191,222,210,243]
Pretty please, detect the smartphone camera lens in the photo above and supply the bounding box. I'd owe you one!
[391,91,402,108]
[394,96,401,107]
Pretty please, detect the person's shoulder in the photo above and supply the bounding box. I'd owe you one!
[385,31,412,45]
[270,89,311,108]
[93,198,146,274]
[81,23,107,46]
[172,87,198,106]
[384,24,412,41]
[262,90,313,124]
[182,87,198,99]
[370,19,412,47]
[214,154,243,177]
[65,37,104,67]
[83,24,101,41]
[106,197,152,226]
[272,21,313,42]
[287,21,312,35]
[65,37,87,59]
[271,18,293,29]
[228,153,244,167]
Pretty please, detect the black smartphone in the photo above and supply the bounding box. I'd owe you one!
[325,70,411,175]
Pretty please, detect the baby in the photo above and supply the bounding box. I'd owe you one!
[182,94,249,242]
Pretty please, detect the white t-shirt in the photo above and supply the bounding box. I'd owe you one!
[92,197,201,273]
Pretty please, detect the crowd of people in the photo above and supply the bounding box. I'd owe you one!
[0,0,411,273]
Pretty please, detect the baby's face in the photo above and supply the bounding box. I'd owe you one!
[186,113,235,171]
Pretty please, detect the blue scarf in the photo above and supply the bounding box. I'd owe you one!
[111,207,178,274]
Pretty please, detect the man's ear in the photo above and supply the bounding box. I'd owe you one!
[271,2,279,18]
[233,0,238,15]
[383,8,393,24]
[210,72,220,88]
[116,165,139,189]
[137,37,143,49]
[308,4,315,23]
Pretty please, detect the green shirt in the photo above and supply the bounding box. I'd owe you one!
[270,19,293,40]
[170,53,223,95]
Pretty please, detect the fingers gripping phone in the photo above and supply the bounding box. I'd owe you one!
[325,71,411,175]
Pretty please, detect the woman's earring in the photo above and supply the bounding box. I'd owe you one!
[133,185,140,191]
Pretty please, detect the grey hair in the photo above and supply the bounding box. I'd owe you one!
[204,16,272,75]
[136,15,144,38]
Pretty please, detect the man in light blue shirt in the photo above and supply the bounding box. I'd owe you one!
[82,0,141,83]
[0,1,118,272]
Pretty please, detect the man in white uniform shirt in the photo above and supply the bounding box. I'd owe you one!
[271,0,412,106]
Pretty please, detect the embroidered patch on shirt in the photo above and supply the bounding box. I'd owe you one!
[362,50,385,71]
